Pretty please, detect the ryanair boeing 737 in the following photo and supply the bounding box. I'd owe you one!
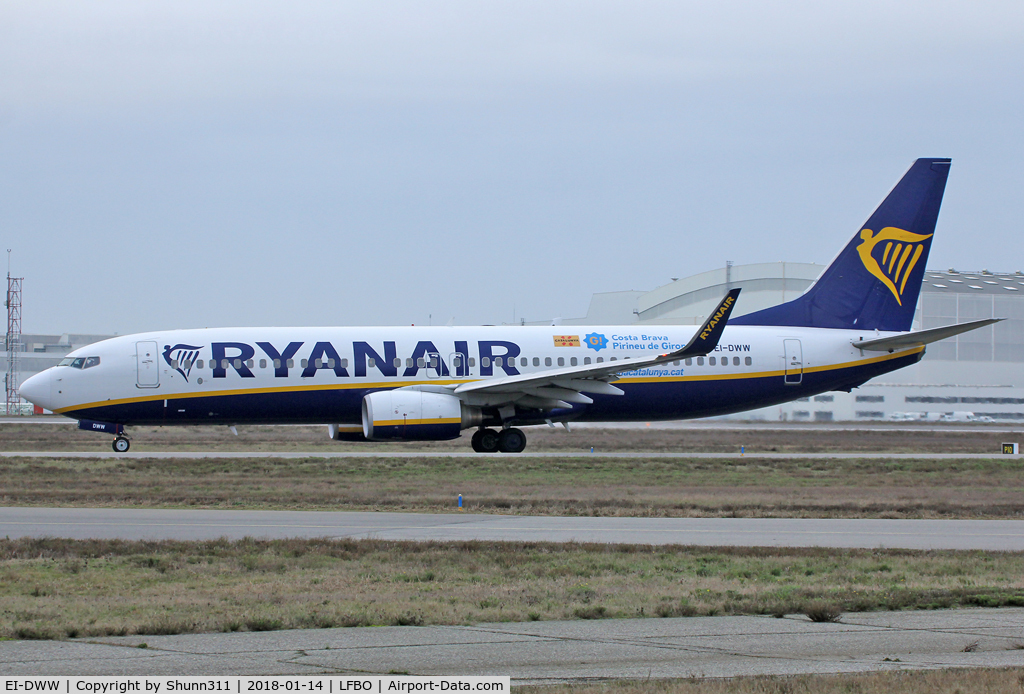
[19,158,999,453]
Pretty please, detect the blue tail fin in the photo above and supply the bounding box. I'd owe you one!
[732,158,951,332]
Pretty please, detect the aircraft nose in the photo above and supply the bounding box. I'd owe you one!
[18,370,52,410]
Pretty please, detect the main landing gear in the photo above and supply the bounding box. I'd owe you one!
[112,436,131,453]
[471,427,527,453]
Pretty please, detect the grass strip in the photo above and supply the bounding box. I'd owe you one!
[522,668,1024,694]
[3,538,1024,639]
[3,453,1024,518]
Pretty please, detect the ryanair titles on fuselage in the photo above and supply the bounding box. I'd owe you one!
[163,336,754,382]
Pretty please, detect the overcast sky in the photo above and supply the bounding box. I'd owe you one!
[2,1,1022,334]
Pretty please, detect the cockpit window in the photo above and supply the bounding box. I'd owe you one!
[58,356,100,369]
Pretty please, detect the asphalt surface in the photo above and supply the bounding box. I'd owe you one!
[3,609,1023,679]
[4,507,1024,549]
[1,450,1020,459]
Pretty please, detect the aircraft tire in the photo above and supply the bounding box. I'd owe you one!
[498,427,526,453]
[472,428,500,453]
[112,436,130,453]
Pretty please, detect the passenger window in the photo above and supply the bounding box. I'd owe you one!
[745,356,752,366]
[494,357,503,367]
[544,357,552,366]
[584,357,591,365]
[533,357,540,366]
[723,359,728,367]
[328,359,336,368]
[246,359,254,368]
[222,359,230,369]
[709,357,716,366]
[341,359,348,368]
[673,360,680,366]
[430,356,438,368]
[417,357,426,368]
[393,358,401,368]
[482,357,490,367]
[733,357,740,366]
[610,357,617,362]
[596,357,603,363]
[557,357,564,366]
[685,358,692,366]
[273,359,281,369]
[197,360,204,369]
[171,359,179,369]
[520,357,528,367]
[453,356,461,367]
[287,359,294,368]
[697,357,704,365]
[570,357,577,366]
[259,359,267,369]
[314,359,322,368]
[232,359,240,369]
[301,359,308,368]
[406,358,414,368]
[367,358,375,368]
[469,357,476,367]
[183,360,192,369]
[84,356,101,369]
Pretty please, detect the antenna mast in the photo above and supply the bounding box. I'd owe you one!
[5,250,24,415]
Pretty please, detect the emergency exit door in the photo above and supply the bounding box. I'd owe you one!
[784,339,803,385]
[136,341,160,388]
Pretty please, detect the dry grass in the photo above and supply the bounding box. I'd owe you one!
[2,538,1024,639]
[3,451,1024,518]
[522,668,1024,694]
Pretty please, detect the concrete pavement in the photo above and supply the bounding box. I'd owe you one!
[3,609,1023,680]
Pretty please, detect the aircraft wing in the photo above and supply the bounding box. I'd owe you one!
[449,289,740,409]
[851,318,1002,352]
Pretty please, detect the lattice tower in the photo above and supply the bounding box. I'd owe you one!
[6,274,23,415]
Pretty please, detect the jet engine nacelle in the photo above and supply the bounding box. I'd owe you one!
[362,390,482,441]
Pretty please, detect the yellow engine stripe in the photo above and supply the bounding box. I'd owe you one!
[374,418,461,427]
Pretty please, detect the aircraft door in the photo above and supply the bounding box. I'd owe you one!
[425,352,443,379]
[136,341,160,388]
[449,352,465,378]
[783,339,803,385]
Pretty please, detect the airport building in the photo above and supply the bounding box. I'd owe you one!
[7,264,1024,421]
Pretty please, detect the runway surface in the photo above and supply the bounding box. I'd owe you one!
[4,507,1024,549]
[3,608,1023,679]
[0,450,1018,459]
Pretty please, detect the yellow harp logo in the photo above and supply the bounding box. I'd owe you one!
[856,227,932,306]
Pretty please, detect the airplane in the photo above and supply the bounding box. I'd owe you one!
[18,158,999,453]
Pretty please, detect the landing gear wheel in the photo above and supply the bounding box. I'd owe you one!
[112,436,130,453]
[471,428,500,453]
[498,427,527,453]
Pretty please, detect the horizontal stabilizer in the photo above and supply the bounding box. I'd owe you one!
[852,318,1002,352]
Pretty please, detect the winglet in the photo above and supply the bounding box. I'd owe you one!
[673,288,741,358]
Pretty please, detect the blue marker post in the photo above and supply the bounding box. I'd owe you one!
[458,494,463,509]
[741,445,744,457]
